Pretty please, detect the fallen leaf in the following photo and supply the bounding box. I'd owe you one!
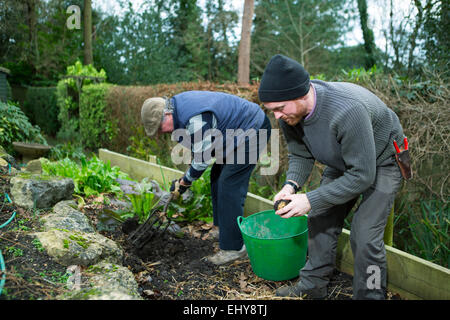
[201,233,209,240]
[143,289,155,297]
[200,224,213,230]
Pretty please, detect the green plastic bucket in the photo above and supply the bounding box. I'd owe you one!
[237,210,308,281]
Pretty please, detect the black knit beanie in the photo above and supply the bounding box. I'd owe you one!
[258,54,310,102]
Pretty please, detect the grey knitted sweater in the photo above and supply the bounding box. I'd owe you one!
[279,80,404,214]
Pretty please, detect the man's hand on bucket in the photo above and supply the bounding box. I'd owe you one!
[275,194,311,218]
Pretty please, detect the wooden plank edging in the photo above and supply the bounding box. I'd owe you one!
[98,148,450,300]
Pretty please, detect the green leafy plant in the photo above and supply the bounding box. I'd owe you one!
[119,178,162,223]
[408,200,449,267]
[0,101,47,153]
[64,61,107,90]
[6,246,23,257]
[167,167,213,223]
[32,239,45,252]
[48,142,86,162]
[340,65,380,82]
[41,155,128,197]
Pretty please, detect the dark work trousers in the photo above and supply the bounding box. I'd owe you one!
[210,115,271,250]
[299,156,403,299]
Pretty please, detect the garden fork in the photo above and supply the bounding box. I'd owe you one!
[128,193,175,249]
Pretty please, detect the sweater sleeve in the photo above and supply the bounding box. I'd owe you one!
[305,104,377,214]
[183,112,216,183]
[279,119,315,188]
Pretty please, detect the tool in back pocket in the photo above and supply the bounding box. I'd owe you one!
[393,137,412,180]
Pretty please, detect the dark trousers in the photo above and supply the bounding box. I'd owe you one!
[299,157,403,299]
[210,116,271,250]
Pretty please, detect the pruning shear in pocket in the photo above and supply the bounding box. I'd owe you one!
[393,137,412,180]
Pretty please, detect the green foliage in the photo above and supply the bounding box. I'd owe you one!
[5,246,23,257]
[56,61,107,143]
[64,61,107,90]
[79,83,115,150]
[339,65,381,82]
[127,127,184,171]
[0,61,35,86]
[421,1,449,73]
[95,0,238,85]
[252,0,353,76]
[408,200,449,267]
[167,167,213,223]
[48,142,86,162]
[356,0,376,69]
[41,155,128,197]
[23,86,60,136]
[120,178,162,223]
[0,101,47,153]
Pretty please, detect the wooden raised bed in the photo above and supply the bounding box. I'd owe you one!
[98,148,450,300]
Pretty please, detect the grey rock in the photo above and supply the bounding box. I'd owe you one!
[40,200,95,233]
[23,158,44,174]
[10,173,74,209]
[59,261,142,300]
[34,229,123,267]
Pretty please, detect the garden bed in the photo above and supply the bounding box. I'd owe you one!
[0,170,400,300]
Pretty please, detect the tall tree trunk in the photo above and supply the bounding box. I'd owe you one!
[389,0,401,70]
[407,0,424,73]
[237,0,254,85]
[357,0,376,69]
[83,0,93,65]
[26,0,38,68]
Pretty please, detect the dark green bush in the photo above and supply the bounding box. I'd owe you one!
[79,83,116,150]
[23,86,60,136]
[56,61,107,143]
[0,101,47,153]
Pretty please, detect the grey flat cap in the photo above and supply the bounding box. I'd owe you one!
[141,97,165,137]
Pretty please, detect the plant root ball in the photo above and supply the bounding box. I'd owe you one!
[274,199,291,211]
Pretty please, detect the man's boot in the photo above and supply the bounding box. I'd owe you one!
[276,281,327,299]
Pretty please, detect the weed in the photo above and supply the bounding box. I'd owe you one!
[32,239,45,252]
[6,246,23,257]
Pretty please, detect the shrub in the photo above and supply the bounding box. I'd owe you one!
[0,101,47,153]
[79,83,116,150]
[56,61,107,143]
[23,86,60,136]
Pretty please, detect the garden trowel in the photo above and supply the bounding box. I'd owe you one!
[128,192,175,249]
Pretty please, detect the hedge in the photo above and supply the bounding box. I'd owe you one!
[23,86,60,136]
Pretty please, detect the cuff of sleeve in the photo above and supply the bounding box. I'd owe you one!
[182,175,194,185]
[305,189,331,216]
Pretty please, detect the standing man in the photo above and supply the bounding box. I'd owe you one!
[141,91,271,265]
[258,54,405,299]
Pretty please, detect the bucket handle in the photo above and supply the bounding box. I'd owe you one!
[237,216,244,231]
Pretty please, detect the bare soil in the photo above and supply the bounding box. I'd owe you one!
[0,170,402,300]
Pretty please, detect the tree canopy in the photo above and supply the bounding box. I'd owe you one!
[0,0,447,86]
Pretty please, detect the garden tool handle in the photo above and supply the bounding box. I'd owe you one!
[162,193,175,213]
